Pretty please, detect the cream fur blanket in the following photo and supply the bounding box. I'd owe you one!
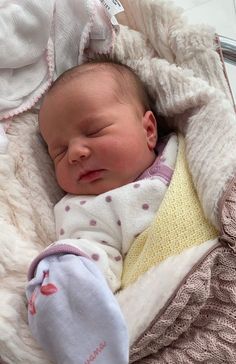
[1,0,236,363]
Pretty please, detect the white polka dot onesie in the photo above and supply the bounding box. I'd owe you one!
[29,134,177,292]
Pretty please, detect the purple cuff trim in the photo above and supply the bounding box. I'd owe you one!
[136,135,174,185]
[136,158,173,185]
[27,244,89,280]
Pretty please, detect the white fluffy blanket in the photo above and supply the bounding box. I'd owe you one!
[1,0,236,363]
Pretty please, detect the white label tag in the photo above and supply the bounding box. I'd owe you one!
[111,16,119,26]
[99,0,124,17]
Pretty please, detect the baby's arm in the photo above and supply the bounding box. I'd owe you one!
[51,193,126,292]
[26,189,134,363]
[26,254,129,364]
[26,192,130,363]
[28,236,123,293]
[51,177,169,290]
[26,169,172,363]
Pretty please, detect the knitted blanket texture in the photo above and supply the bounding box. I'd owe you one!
[122,135,218,288]
[1,0,236,363]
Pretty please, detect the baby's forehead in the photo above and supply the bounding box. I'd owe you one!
[50,63,137,96]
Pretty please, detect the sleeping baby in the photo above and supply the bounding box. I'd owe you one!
[26,59,177,364]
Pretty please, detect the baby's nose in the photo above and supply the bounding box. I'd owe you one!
[68,142,91,164]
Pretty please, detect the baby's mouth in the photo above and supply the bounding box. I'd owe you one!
[78,169,105,182]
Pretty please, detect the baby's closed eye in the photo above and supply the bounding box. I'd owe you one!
[50,146,67,160]
[87,123,113,137]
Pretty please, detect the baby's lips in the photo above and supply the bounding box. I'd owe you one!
[40,283,58,296]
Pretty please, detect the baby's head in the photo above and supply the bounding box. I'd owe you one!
[39,60,158,195]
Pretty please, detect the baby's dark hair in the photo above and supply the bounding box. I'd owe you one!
[50,56,152,114]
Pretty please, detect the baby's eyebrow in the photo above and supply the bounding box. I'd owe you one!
[79,111,109,126]
[47,137,65,153]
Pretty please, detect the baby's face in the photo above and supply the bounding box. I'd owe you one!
[39,71,157,195]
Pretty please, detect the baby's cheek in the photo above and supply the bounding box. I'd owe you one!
[97,137,118,152]
[55,165,72,193]
[97,138,138,175]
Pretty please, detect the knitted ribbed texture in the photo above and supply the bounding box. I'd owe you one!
[113,0,236,230]
[116,0,185,63]
[185,98,236,229]
[130,246,236,363]
[117,0,232,100]
[220,175,236,252]
[169,25,232,100]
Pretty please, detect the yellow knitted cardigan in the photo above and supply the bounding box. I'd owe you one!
[121,134,218,288]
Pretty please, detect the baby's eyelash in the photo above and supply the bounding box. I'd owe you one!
[87,124,112,137]
[87,127,104,136]
[53,147,67,159]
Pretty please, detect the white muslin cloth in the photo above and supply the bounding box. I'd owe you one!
[0,0,115,120]
[0,0,115,151]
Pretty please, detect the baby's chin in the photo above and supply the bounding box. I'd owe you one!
[66,185,120,196]
[63,178,136,196]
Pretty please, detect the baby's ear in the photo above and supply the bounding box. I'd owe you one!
[142,111,158,150]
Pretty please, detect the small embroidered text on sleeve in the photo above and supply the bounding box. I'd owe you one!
[84,341,107,364]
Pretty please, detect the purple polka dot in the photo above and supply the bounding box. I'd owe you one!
[60,228,65,235]
[115,256,121,262]
[117,220,121,226]
[134,183,140,188]
[80,200,87,205]
[92,254,99,261]
[65,205,70,212]
[142,203,149,210]
[105,196,112,203]
[90,219,97,226]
